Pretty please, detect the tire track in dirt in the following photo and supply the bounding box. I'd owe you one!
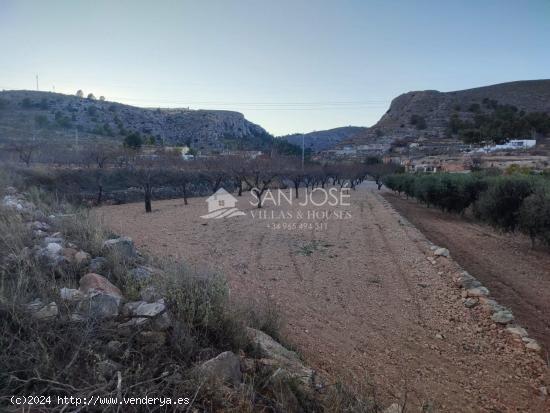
[384,192,550,352]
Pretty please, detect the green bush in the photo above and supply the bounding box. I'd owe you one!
[473,176,535,231]
[385,172,550,246]
[519,185,550,246]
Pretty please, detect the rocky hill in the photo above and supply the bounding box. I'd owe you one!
[0,90,273,153]
[279,126,367,152]
[339,79,550,151]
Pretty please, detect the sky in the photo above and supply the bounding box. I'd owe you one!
[1,0,549,135]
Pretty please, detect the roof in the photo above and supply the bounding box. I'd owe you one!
[206,188,234,202]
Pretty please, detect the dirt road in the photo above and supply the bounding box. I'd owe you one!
[98,184,548,412]
[384,191,550,355]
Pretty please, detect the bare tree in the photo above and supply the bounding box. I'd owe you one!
[243,157,281,208]
[87,144,118,169]
[201,158,227,194]
[10,142,38,167]
[132,159,164,213]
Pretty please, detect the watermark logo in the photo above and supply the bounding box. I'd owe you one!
[201,188,246,219]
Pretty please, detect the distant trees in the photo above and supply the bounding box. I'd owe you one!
[99,96,106,101]
[76,90,84,98]
[447,99,550,144]
[124,132,143,149]
[87,93,96,100]
[385,172,550,247]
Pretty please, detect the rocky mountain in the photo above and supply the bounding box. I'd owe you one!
[339,79,550,151]
[0,90,274,153]
[279,126,367,152]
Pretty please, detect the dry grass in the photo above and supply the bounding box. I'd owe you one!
[0,177,375,412]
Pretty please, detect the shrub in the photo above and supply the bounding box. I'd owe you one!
[161,261,248,351]
[124,132,143,149]
[519,186,550,246]
[473,176,535,231]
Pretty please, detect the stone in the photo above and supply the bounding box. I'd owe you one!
[463,298,478,308]
[77,293,121,319]
[120,299,170,329]
[30,221,50,231]
[383,403,403,413]
[46,242,63,255]
[79,273,122,298]
[30,300,58,319]
[33,230,47,238]
[103,237,136,258]
[74,250,91,266]
[89,257,108,273]
[435,333,444,340]
[62,247,78,262]
[129,266,153,282]
[456,272,482,290]
[506,326,528,338]
[492,310,514,325]
[60,287,83,301]
[76,273,123,319]
[523,338,542,352]
[433,247,450,257]
[466,286,489,297]
[247,327,316,387]
[26,298,44,312]
[198,351,242,386]
[140,285,161,302]
[44,237,64,246]
[122,301,145,316]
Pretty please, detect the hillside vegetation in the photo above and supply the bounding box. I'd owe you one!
[340,79,550,150]
[0,90,298,154]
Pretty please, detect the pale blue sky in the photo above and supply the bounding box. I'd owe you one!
[1,0,549,135]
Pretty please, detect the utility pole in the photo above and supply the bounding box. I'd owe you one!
[36,75,39,91]
[301,134,305,170]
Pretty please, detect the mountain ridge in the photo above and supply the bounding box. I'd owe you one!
[0,90,275,153]
[339,79,550,150]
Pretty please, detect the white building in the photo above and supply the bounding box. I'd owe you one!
[475,139,536,153]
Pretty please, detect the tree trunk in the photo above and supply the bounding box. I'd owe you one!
[182,185,188,205]
[294,182,299,198]
[144,184,152,213]
[96,185,103,205]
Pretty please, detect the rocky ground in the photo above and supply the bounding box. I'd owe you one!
[383,192,550,357]
[1,188,327,412]
[98,182,550,412]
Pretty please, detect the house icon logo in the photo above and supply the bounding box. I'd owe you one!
[201,188,246,219]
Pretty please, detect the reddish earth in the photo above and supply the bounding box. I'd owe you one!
[383,192,550,354]
[97,184,549,412]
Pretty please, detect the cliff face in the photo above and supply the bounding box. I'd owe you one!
[0,90,269,151]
